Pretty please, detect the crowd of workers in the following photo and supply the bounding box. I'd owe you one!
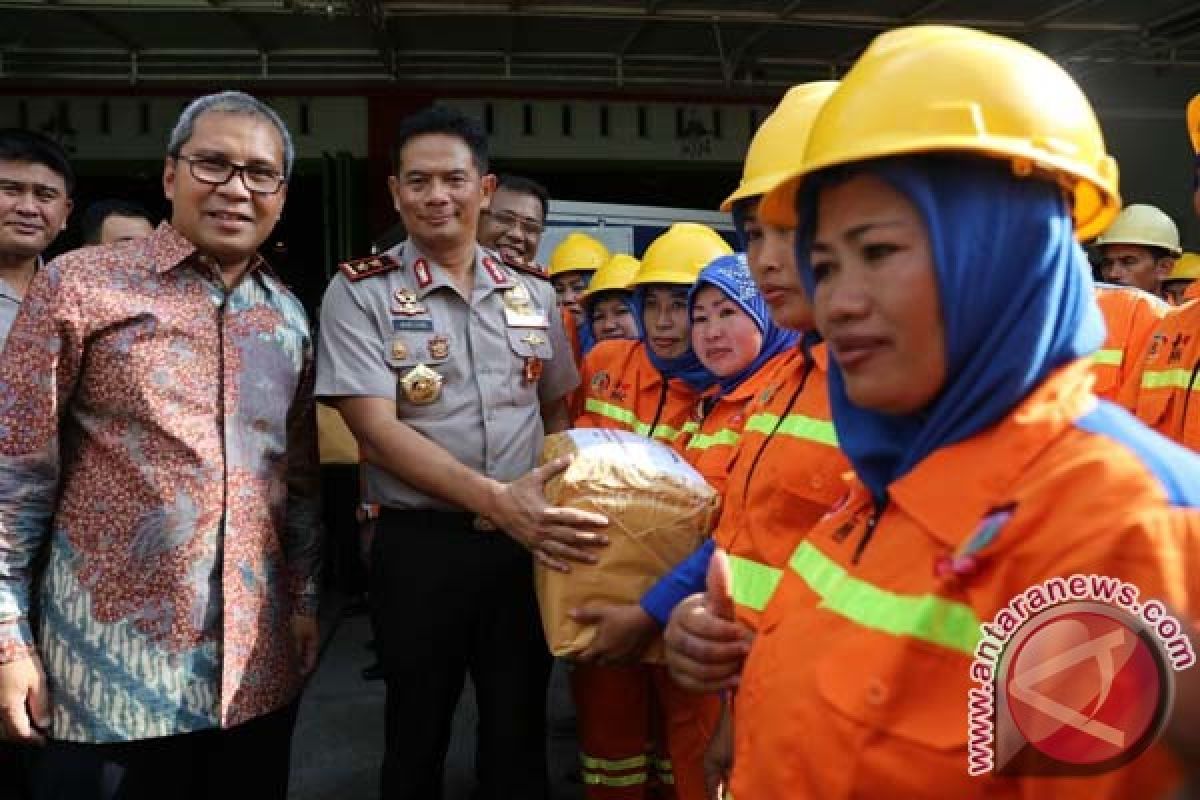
[2,19,1200,800]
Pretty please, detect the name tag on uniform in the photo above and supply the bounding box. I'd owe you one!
[503,308,549,328]
[393,318,434,332]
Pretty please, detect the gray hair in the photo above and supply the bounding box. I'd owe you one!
[167,91,295,179]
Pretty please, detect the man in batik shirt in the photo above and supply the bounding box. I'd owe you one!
[0,91,321,800]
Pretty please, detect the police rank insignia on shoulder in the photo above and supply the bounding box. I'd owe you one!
[339,253,401,282]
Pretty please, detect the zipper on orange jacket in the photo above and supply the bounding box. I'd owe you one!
[1181,357,1200,425]
[851,499,889,565]
[648,379,669,438]
[738,347,816,500]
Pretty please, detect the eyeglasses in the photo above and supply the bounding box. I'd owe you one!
[176,155,286,195]
[483,209,544,236]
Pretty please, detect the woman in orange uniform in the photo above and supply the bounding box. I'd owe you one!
[568,222,731,799]
[682,253,799,493]
[667,25,1200,800]
[574,223,732,445]
[574,82,852,799]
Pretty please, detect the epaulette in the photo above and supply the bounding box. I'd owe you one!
[505,259,551,282]
[339,253,401,282]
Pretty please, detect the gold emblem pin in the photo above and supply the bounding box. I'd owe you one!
[504,285,535,315]
[400,364,443,405]
[428,335,450,360]
[521,332,546,348]
[390,338,410,361]
[392,287,426,316]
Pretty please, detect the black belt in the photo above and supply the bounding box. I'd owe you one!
[380,507,499,532]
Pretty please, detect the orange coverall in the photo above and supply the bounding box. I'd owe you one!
[731,361,1200,799]
[575,339,699,446]
[571,337,712,798]
[711,344,849,630]
[1122,298,1200,451]
[1092,284,1167,404]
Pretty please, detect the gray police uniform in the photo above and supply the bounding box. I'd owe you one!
[314,238,576,800]
[316,239,576,509]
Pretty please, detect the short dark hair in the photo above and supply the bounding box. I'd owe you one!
[392,106,488,176]
[495,174,550,222]
[81,199,156,245]
[0,129,75,194]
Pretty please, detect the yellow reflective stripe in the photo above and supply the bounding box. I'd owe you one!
[651,757,673,771]
[583,398,682,442]
[658,773,676,784]
[686,428,741,452]
[650,423,684,441]
[1092,348,1124,367]
[788,541,982,655]
[728,554,783,612]
[580,753,648,771]
[584,397,639,428]
[745,412,838,447]
[1141,368,1199,391]
[582,772,649,787]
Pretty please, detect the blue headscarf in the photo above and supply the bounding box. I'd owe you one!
[633,284,718,393]
[689,253,800,396]
[795,155,1104,504]
[581,289,641,345]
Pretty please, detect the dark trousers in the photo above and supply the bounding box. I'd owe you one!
[27,701,298,800]
[371,510,552,800]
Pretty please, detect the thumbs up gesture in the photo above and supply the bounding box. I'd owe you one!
[664,548,753,693]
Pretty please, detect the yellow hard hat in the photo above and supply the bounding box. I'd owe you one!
[1188,94,1200,154]
[633,223,733,287]
[1168,252,1200,282]
[720,81,839,212]
[582,254,641,303]
[759,25,1121,240]
[548,232,611,277]
[1093,204,1182,255]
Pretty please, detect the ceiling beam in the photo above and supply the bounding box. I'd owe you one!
[71,10,140,52]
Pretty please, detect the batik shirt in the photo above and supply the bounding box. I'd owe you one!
[0,222,321,742]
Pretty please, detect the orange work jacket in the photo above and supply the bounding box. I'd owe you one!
[574,338,699,446]
[1122,298,1200,451]
[681,350,793,495]
[732,360,1200,800]
[1092,283,1168,403]
[710,345,849,629]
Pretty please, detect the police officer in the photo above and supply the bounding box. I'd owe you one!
[315,106,607,800]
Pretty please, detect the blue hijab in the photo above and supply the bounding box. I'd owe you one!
[689,253,800,396]
[582,289,641,345]
[795,155,1104,504]
[633,284,718,393]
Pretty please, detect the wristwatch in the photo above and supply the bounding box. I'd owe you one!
[356,503,381,523]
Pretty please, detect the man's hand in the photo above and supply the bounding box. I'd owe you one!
[0,654,49,745]
[571,603,659,665]
[704,702,734,800]
[665,550,751,692]
[291,615,320,677]
[488,456,609,572]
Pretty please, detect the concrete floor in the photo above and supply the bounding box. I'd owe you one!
[289,608,584,800]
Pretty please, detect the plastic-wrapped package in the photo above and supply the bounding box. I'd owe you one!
[536,428,719,662]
